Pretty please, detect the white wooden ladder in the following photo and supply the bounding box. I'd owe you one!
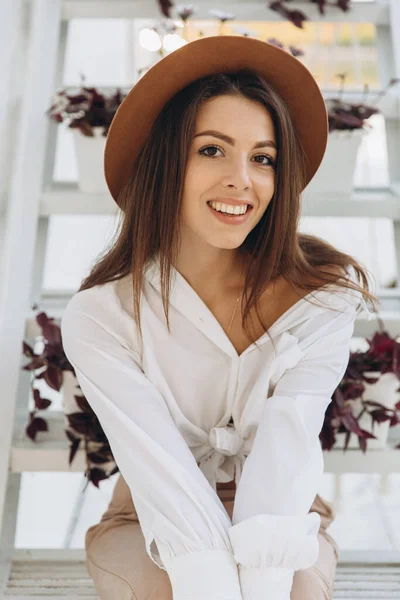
[1,1,400,599]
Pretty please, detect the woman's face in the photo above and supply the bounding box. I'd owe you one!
[180,94,277,252]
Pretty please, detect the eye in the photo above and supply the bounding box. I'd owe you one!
[198,145,223,158]
[198,145,276,168]
[253,154,276,167]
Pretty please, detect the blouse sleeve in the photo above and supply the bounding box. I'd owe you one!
[61,290,243,600]
[228,287,364,600]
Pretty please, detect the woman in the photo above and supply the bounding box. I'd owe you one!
[61,36,378,600]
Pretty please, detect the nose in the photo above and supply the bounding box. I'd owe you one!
[221,157,251,191]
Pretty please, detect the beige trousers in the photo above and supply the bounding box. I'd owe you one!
[85,475,339,600]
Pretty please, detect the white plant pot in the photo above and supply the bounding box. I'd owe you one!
[305,129,366,195]
[71,126,109,194]
[334,371,399,450]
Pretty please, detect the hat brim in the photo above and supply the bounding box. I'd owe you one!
[104,35,328,206]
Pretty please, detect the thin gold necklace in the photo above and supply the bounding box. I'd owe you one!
[227,293,241,334]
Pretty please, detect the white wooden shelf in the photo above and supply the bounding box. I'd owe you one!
[61,0,391,24]
[11,412,86,473]
[40,185,400,218]
[10,411,400,475]
[40,185,117,216]
[3,550,97,599]
[24,307,400,340]
[2,549,399,599]
[302,188,400,219]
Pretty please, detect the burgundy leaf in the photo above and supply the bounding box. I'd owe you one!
[268,2,308,29]
[68,438,81,465]
[26,417,49,441]
[44,365,63,391]
[88,468,109,488]
[87,450,113,464]
[289,45,304,57]
[344,430,351,451]
[75,394,93,414]
[65,429,80,443]
[359,436,367,453]
[364,400,388,409]
[33,388,52,410]
[156,0,173,18]
[267,37,284,50]
[314,0,326,15]
[369,409,392,423]
[22,355,47,371]
[359,429,377,440]
[66,412,92,435]
[22,341,34,357]
[36,313,62,346]
[337,0,351,11]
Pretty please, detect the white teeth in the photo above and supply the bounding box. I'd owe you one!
[209,201,249,215]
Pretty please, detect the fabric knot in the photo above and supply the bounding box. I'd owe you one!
[208,425,244,457]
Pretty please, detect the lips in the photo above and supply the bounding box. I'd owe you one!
[207,201,250,215]
[206,201,253,225]
[209,197,254,208]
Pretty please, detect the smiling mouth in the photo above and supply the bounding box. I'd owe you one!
[207,201,253,216]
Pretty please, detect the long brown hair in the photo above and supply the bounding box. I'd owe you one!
[79,70,379,347]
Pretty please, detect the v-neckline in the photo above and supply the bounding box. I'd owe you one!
[169,264,329,359]
[144,257,367,358]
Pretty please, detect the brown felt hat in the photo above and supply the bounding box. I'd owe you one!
[104,35,328,208]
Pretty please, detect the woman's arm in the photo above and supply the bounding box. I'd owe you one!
[228,291,362,600]
[61,290,243,600]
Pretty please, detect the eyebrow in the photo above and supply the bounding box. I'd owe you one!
[193,129,277,150]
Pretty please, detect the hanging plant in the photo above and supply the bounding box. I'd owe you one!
[22,304,400,489]
[320,314,400,452]
[326,73,400,132]
[22,308,118,488]
[46,75,126,137]
[268,1,352,29]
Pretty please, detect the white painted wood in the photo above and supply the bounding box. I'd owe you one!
[40,185,118,215]
[8,411,400,474]
[23,306,400,340]
[30,218,50,311]
[0,474,22,592]
[302,189,400,219]
[31,20,69,306]
[389,0,400,77]
[384,2,400,281]
[43,90,398,117]
[71,128,109,194]
[0,0,62,536]
[39,187,400,218]
[61,0,390,24]
[0,0,24,213]
[11,412,87,473]
[2,550,399,598]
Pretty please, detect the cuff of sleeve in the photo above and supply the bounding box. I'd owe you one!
[165,549,242,599]
[229,511,321,571]
[239,565,294,600]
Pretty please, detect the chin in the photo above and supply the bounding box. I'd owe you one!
[208,238,247,250]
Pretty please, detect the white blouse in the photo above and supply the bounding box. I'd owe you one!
[61,256,372,600]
